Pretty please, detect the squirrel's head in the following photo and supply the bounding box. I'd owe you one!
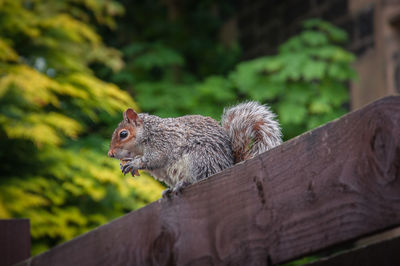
[108,108,144,159]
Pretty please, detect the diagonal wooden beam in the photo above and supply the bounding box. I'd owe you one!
[17,96,400,266]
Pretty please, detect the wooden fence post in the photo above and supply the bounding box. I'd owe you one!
[0,219,30,266]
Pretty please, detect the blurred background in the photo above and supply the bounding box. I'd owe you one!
[0,0,399,255]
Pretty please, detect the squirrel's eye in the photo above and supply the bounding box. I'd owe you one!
[119,130,128,139]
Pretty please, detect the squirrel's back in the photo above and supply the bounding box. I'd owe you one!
[221,101,282,163]
[139,113,234,185]
[109,101,282,190]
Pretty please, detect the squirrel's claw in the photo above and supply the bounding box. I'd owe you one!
[120,156,144,176]
[132,169,140,176]
[121,158,142,176]
[121,163,132,175]
[121,161,136,175]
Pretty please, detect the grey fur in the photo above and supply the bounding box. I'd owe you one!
[109,102,282,190]
[136,114,234,187]
[221,101,282,163]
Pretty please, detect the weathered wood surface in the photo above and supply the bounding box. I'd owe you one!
[0,219,30,266]
[18,96,400,266]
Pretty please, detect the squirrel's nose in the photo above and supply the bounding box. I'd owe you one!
[108,150,115,158]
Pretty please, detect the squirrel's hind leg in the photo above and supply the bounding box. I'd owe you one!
[173,180,190,194]
[161,187,173,199]
[161,180,190,199]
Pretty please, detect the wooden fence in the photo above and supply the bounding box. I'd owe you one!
[16,96,400,266]
[0,219,30,266]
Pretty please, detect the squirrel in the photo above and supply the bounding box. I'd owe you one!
[108,102,282,197]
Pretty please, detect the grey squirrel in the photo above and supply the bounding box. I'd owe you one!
[108,102,282,196]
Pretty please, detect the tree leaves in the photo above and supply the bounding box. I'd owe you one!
[226,19,355,138]
[117,18,355,139]
[0,0,163,255]
[0,38,18,62]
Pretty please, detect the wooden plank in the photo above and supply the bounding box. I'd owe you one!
[17,205,163,266]
[304,235,400,266]
[17,96,400,266]
[0,219,30,266]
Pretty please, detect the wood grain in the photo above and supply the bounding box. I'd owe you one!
[17,96,400,266]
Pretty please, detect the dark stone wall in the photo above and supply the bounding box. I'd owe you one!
[236,0,375,59]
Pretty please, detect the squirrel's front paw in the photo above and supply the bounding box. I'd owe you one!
[120,157,142,176]
[121,163,137,176]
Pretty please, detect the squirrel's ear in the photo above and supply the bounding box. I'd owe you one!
[123,108,142,126]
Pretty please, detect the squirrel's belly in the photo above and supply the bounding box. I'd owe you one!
[146,154,192,187]
[147,169,169,184]
[166,153,193,186]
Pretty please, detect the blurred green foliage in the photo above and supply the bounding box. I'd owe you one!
[109,12,355,139]
[0,0,356,257]
[0,0,163,255]
[230,19,356,138]
[98,0,241,117]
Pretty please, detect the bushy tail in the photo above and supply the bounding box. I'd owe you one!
[221,102,282,163]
